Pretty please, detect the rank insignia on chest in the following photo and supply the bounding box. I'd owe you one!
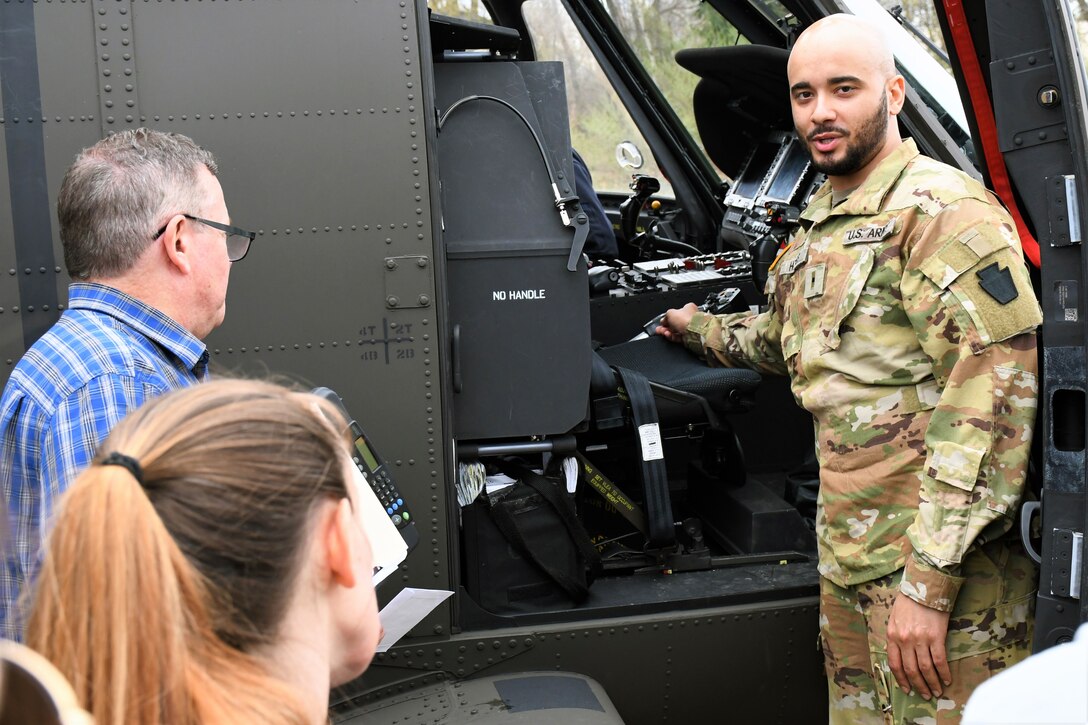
[803,263,826,299]
[844,218,896,244]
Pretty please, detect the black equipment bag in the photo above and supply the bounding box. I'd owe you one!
[462,460,601,611]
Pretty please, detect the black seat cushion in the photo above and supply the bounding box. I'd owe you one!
[596,336,761,407]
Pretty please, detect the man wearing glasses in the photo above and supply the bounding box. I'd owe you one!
[0,128,256,639]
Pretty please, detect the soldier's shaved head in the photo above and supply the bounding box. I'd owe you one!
[790,14,896,81]
[787,13,906,190]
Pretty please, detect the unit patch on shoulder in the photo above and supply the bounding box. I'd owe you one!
[976,262,1019,304]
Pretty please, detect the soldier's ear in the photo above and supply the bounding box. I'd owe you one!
[886,75,906,117]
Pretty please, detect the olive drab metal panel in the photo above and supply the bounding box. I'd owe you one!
[0,133,22,371]
[30,2,102,316]
[0,0,452,639]
[0,2,62,357]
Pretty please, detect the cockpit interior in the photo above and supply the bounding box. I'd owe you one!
[430,11,825,628]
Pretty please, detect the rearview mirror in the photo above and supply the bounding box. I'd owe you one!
[615,141,644,170]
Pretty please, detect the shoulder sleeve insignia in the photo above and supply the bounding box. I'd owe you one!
[976,262,1019,305]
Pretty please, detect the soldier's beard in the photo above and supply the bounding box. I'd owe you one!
[803,92,889,177]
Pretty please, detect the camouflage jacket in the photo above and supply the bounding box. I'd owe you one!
[683,140,1041,611]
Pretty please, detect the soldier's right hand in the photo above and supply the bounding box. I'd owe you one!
[655,303,699,342]
[886,593,953,700]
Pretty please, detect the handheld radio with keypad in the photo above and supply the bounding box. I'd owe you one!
[312,387,419,553]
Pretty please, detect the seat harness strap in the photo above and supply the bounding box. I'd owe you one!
[614,366,675,548]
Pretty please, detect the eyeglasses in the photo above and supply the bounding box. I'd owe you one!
[154,214,256,262]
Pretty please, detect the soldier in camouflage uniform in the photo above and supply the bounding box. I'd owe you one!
[659,15,1041,725]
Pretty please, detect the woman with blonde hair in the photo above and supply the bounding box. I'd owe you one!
[26,379,381,725]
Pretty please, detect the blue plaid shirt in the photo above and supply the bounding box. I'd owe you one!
[0,283,208,639]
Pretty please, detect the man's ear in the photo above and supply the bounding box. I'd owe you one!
[324,498,358,589]
[161,215,193,275]
[887,74,907,116]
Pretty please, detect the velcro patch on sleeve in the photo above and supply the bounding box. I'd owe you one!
[918,226,1008,290]
[919,239,979,289]
[959,228,1002,258]
[950,249,1042,346]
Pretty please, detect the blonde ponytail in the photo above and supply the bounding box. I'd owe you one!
[29,464,201,725]
[27,379,350,725]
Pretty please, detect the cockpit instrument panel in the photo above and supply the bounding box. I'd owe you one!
[722,131,824,243]
[588,250,752,299]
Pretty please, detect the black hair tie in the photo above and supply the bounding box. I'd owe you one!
[99,452,144,484]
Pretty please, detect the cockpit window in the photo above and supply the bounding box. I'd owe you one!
[841,0,972,159]
[594,0,744,187]
[523,0,676,195]
[752,0,792,25]
[1061,2,1088,73]
[428,0,494,24]
[523,0,749,196]
[879,0,952,70]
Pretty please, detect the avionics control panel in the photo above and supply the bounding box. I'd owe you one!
[722,131,824,243]
[589,250,752,299]
[587,251,754,345]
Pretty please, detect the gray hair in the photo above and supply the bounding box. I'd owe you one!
[57,128,219,280]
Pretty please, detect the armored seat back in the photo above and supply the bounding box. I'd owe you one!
[436,60,590,442]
